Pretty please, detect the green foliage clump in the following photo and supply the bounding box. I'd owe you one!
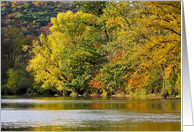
[73,1,106,16]
[7,69,30,94]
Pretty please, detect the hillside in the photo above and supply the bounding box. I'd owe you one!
[1,1,80,37]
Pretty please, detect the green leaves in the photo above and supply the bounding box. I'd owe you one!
[27,11,106,96]
[73,1,107,16]
[7,69,30,94]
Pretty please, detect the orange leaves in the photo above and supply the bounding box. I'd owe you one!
[33,2,39,6]
[8,14,13,19]
[89,72,103,89]
[108,50,123,62]
[130,70,152,91]
[73,38,78,41]
[89,77,102,89]
[23,21,27,25]
[11,4,16,8]
[96,72,101,75]
[94,44,99,48]
[92,18,97,24]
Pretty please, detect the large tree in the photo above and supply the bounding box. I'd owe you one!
[90,1,181,97]
[27,11,107,96]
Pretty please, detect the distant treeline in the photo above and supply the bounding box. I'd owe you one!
[1,1,79,37]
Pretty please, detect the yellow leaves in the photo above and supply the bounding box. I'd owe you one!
[103,1,181,92]
[50,11,97,38]
[142,1,181,36]
[129,71,150,91]
[106,16,121,28]
[50,17,57,25]
[22,45,30,52]
[28,11,101,91]
[164,64,173,80]
[92,18,97,24]
[27,34,66,90]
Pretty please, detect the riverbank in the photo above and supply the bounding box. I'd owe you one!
[2,91,181,99]
[90,94,180,99]
[52,93,180,99]
[2,88,181,99]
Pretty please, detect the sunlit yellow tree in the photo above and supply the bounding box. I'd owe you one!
[27,11,106,96]
[93,1,181,97]
[127,1,181,96]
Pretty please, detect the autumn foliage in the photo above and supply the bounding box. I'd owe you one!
[1,1,80,37]
[2,1,181,98]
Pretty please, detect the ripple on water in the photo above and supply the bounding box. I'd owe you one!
[1,99,133,104]
[1,109,181,129]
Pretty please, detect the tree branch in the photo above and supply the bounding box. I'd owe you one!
[166,28,181,36]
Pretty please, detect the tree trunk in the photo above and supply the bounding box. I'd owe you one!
[73,88,78,97]
[161,63,166,90]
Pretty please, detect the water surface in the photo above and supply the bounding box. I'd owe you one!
[1,96,181,131]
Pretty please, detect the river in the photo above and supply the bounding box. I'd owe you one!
[1,96,181,131]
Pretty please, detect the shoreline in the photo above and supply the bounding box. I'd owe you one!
[71,92,181,99]
[85,94,181,99]
[2,93,181,100]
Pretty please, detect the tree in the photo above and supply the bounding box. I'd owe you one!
[101,1,181,97]
[73,1,107,16]
[1,26,31,79]
[124,1,181,96]
[27,11,106,96]
[7,68,31,95]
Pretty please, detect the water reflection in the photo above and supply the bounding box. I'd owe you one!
[1,96,181,131]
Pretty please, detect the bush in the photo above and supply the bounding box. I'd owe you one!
[161,89,169,98]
